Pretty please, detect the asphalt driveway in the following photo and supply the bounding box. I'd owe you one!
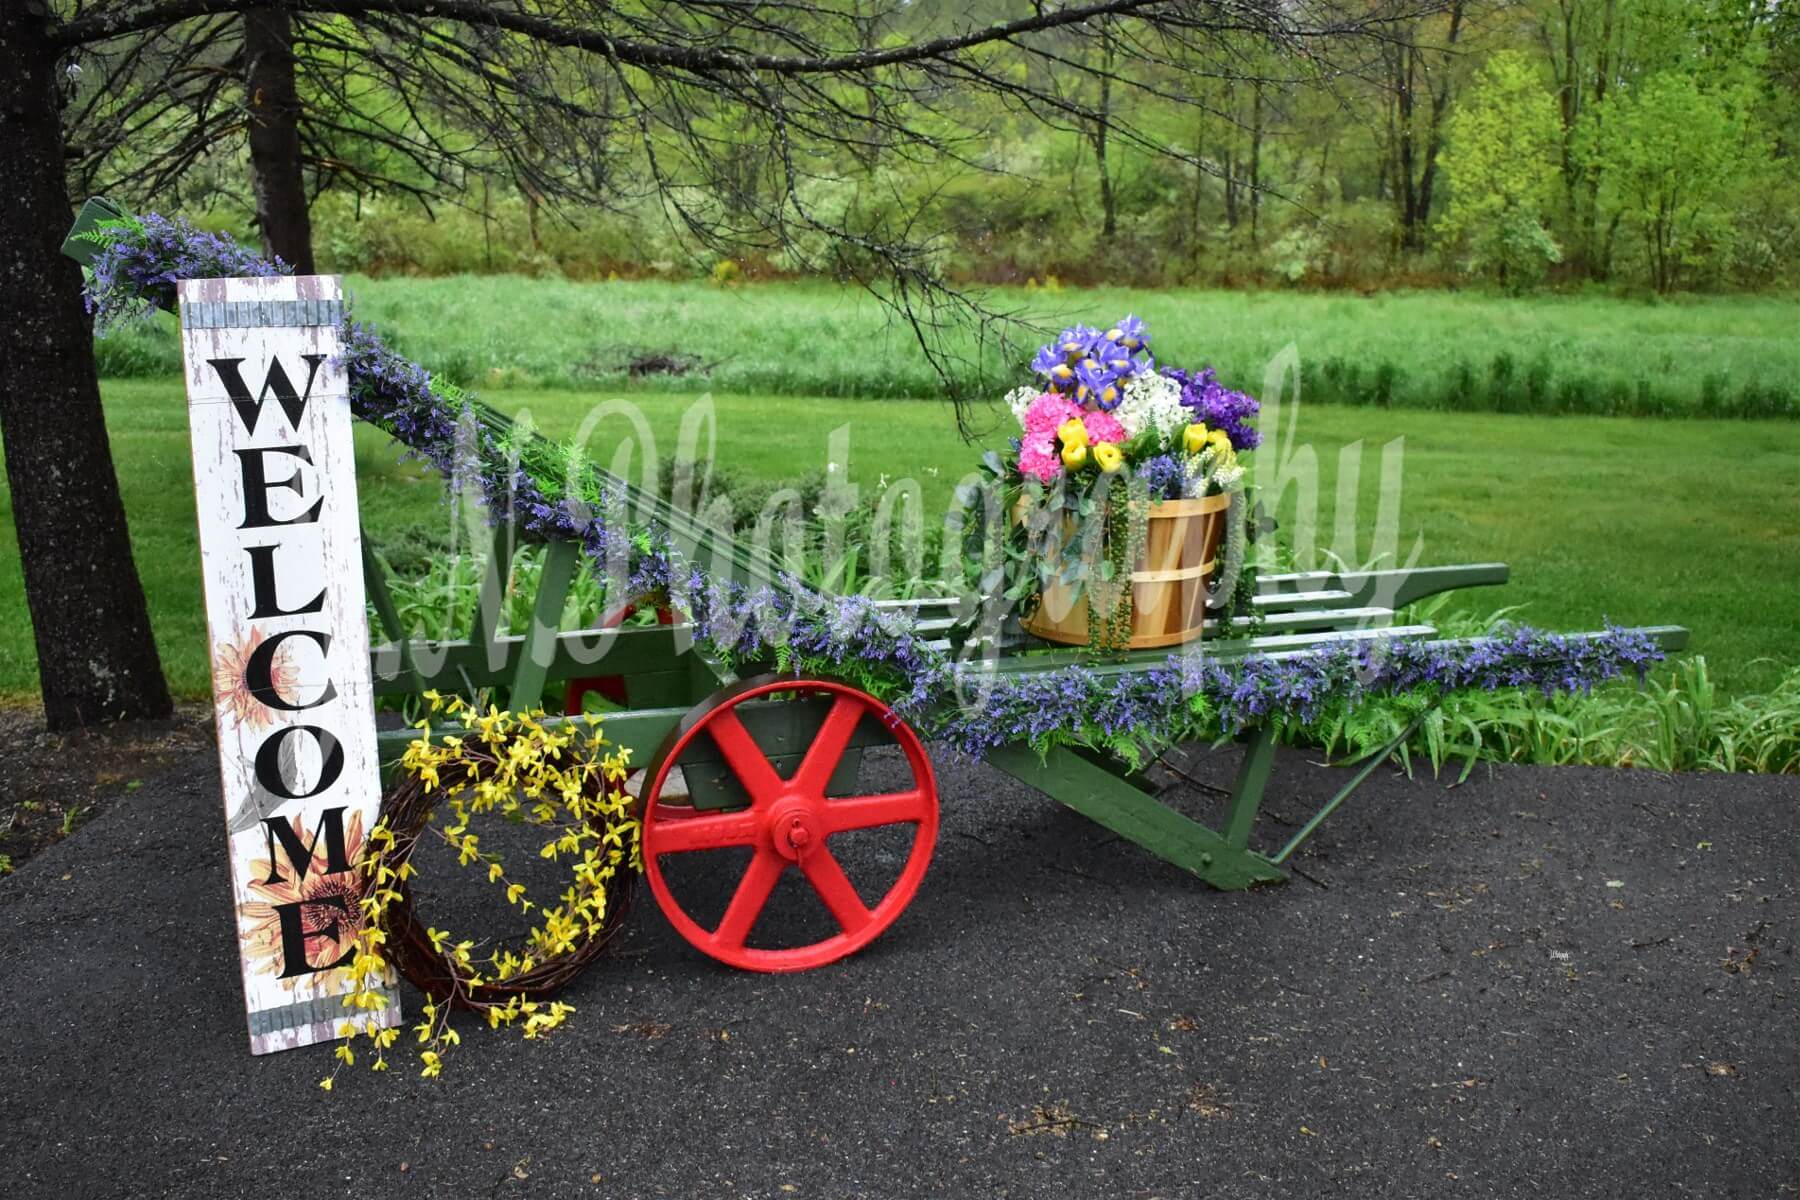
[1,741,1794,1198]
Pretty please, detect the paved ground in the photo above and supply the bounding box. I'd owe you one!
[1,741,1795,1199]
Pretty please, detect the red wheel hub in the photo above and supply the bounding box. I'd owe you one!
[639,677,939,972]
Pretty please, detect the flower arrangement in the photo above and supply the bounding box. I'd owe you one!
[1002,316,1256,500]
[75,212,285,332]
[997,316,1263,650]
[322,694,640,1084]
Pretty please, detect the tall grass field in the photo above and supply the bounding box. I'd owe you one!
[88,276,1800,418]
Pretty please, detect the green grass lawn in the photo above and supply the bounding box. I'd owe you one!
[89,277,1800,417]
[1,379,1794,700]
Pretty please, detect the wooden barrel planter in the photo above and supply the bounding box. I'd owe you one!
[1021,492,1231,650]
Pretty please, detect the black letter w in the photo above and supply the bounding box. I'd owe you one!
[208,354,327,436]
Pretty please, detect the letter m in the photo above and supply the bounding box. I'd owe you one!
[260,806,351,886]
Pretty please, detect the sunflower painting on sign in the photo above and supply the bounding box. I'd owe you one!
[998,317,1261,652]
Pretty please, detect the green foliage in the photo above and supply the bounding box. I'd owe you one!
[67,212,147,251]
[72,0,1800,296]
[1292,597,1800,775]
[1302,655,1800,777]
[1582,70,1773,292]
[1439,51,1564,291]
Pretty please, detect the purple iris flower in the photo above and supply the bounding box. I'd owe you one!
[1107,314,1149,353]
[1031,344,1075,389]
[1056,324,1102,362]
[1074,358,1115,408]
[1097,341,1138,376]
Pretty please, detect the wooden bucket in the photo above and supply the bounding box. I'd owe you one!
[1020,493,1230,650]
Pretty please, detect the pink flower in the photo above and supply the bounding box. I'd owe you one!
[1018,434,1063,482]
[1082,409,1127,444]
[1023,392,1080,436]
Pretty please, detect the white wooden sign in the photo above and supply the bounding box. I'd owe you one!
[176,275,400,1055]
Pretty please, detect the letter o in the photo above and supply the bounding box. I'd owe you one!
[254,725,345,800]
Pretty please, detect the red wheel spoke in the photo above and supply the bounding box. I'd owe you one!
[711,850,785,950]
[646,807,760,855]
[705,709,784,803]
[801,849,873,935]
[824,790,929,834]
[791,695,864,796]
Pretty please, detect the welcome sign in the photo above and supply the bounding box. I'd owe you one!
[176,275,400,1054]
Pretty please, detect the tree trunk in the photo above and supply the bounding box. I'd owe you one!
[244,8,315,272]
[1584,0,1617,281]
[1187,110,1206,268]
[0,10,173,729]
[1414,0,1465,237]
[1249,85,1263,250]
[1223,84,1239,230]
[1394,46,1422,250]
[1093,34,1117,239]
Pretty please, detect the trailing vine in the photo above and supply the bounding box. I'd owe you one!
[1086,476,1152,655]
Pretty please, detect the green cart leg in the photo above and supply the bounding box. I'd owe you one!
[361,534,421,694]
[1220,724,1278,850]
[985,744,1287,890]
[507,538,579,710]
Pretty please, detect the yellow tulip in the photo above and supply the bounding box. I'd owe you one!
[1093,442,1124,473]
[1057,417,1089,449]
[1061,442,1088,470]
[1208,428,1232,453]
[1183,423,1210,454]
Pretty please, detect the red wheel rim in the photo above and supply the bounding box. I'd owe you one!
[640,677,938,972]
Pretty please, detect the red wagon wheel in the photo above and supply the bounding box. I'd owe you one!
[640,677,939,972]
[562,599,678,715]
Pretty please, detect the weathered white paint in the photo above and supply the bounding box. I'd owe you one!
[177,275,399,1056]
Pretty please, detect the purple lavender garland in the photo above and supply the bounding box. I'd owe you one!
[82,213,286,331]
[83,217,1664,762]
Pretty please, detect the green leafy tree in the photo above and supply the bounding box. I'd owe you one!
[1582,71,1769,291]
[1437,51,1564,290]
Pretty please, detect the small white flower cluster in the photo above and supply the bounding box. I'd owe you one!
[1209,460,1247,493]
[1005,386,1040,425]
[1113,371,1188,445]
[1181,444,1246,498]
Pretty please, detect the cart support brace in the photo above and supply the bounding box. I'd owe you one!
[985,743,1287,890]
[1271,711,1430,865]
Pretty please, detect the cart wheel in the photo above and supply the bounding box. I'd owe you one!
[562,600,677,714]
[640,677,938,972]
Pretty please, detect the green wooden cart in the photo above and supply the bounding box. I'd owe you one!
[63,199,1689,974]
[357,504,1685,972]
